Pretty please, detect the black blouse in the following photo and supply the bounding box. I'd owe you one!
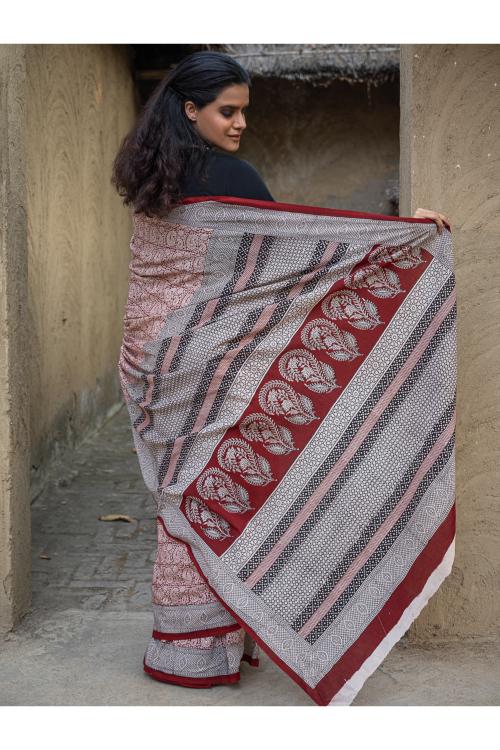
[179,147,275,202]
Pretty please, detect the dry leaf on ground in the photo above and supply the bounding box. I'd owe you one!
[98,514,137,523]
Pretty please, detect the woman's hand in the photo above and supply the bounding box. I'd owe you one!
[412,207,451,233]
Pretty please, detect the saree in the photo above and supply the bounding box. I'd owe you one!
[118,195,456,706]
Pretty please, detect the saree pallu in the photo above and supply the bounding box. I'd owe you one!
[118,196,456,706]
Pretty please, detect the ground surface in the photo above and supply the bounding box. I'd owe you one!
[2,405,499,706]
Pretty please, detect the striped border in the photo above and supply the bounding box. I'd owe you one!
[143,659,241,688]
[178,196,452,232]
[156,500,455,705]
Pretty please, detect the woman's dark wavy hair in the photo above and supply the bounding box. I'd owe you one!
[111,51,251,218]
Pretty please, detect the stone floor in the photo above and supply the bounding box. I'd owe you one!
[1,403,499,706]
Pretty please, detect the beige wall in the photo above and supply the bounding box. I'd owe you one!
[400,44,500,642]
[1,44,137,632]
[26,45,136,498]
[239,77,400,214]
[0,45,31,633]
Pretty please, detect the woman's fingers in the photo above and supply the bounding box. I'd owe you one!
[440,213,451,230]
[413,207,451,232]
[436,212,450,230]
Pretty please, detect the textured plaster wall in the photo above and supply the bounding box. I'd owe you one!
[0,45,31,633]
[238,77,400,214]
[400,44,500,642]
[26,45,136,498]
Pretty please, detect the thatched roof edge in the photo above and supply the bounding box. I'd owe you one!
[202,44,400,85]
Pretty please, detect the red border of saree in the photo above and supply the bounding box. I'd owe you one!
[179,195,452,231]
[158,504,455,706]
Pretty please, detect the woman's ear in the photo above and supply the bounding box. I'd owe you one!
[184,100,197,122]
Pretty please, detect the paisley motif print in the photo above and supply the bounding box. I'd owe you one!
[368,243,425,269]
[196,467,252,513]
[184,496,232,541]
[345,263,404,298]
[217,438,274,486]
[301,318,361,361]
[278,348,339,393]
[258,380,318,425]
[321,289,382,331]
[239,413,297,455]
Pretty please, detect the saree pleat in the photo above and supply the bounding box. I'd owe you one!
[118,196,456,705]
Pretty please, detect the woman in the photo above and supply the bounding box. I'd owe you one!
[112,51,455,704]
[112,52,277,692]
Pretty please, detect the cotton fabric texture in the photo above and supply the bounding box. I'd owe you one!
[118,195,456,706]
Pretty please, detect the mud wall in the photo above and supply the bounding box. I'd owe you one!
[238,77,400,214]
[0,45,31,633]
[400,44,500,642]
[26,45,136,498]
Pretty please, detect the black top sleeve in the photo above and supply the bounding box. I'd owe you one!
[179,150,275,202]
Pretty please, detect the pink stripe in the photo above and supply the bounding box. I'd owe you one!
[159,295,219,379]
[161,242,340,486]
[233,235,264,292]
[299,410,455,636]
[160,337,181,374]
[137,375,155,431]
[287,242,340,298]
[245,288,456,588]
[161,434,188,487]
[191,235,263,329]
[197,296,220,327]
[194,304,279,431]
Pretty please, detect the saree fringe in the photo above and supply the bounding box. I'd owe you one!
[119,196,456,705]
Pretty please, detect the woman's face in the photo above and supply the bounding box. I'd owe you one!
[184,83,249,152]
